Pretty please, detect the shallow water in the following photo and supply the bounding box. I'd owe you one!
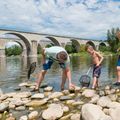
[0,55,118,93]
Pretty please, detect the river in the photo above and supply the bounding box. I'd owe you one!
[0,55,118,93]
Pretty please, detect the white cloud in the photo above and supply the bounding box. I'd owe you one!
[0,0,120,40]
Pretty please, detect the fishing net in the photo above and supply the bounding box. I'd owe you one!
[27,62,36,79]
[79,75,91,87]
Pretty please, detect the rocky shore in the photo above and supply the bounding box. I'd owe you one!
[0,82,120,120]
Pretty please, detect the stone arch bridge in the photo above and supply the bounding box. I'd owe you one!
[0,29,108,57]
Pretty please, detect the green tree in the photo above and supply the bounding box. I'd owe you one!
[5,45,22,56]
[107,28,120,52]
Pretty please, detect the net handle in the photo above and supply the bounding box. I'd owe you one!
[86,67,92,75]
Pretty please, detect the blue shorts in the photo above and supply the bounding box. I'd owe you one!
[93,65,101,78]
[43,58,66,70]
[117,57,120,66]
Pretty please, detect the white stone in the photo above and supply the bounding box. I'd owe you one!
[26,99,47,107]
[15,106,26,111]
[10,98,24,106]
[81,103,112,120]
[66,100,75,105]
[71,113,80,120]
[72,101,84,106]
[107,102,120,109]
[82,89,96,98]
[19,115,28,120]
[13,92,31,98]
[44,86,53,92]
[0,103,9,112]
[108,94,118,101]
[19,82,28,87]
[89,95,99,104]
[28,111,38,120]
[42,104,63,120]
[49,92,63,99]
[62,106,69,113]
[31,93,44,99]
[60,113,73,120]
[109,107,120,120]
[97,96,111,107]
[5,92,16,98]
[0,95,8,101]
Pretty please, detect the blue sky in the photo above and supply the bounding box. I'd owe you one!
[0,0,120,40]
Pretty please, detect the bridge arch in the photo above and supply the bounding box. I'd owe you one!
[86,41,96,50]
[99,42,107,51]
[5,40,27,57]
[46,37,60,46]
[71,39,81,53]
[0,32,31,56]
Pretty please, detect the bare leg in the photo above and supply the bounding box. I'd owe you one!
[117,66,120,82]
[92,77,97,89]
[61,69,67,91]
[35,70,47,90]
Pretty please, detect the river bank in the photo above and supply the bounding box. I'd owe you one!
[0,82,120,120]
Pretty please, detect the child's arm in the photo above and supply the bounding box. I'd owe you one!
[96,52,104,66]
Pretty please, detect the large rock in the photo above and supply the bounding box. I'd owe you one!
[49,92,63,99]
[107,102,120,109]
[82,89,96,98]
[109,107,120,120]
[26,99,47,107]
[81,103,112,120]
[42,104,63,120]
[97,96,111,107]
[0,103,9,112]
[31,93,45,99]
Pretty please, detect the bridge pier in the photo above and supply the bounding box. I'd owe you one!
[31,40,37,57]
[0,49,5,57]
[96,45,99,51]
[0,57,6,73]
[22,49,27,57]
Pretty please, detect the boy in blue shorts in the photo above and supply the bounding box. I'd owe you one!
[85,45,104,89]
[34,46,75,91]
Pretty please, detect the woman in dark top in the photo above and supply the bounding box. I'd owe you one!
[114,49,120,85]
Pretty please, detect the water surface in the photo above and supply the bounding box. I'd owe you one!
[0,55,118,92]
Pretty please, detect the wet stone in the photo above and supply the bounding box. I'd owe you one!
[0,103,9,112]
[60,96,72,101]
[15,106,26,111]
[14,87,21,91]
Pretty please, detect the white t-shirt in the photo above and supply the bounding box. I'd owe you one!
[44,46,70,66]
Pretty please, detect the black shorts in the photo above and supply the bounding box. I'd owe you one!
[93,65,101,78]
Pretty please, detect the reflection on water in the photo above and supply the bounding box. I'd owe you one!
[0,55,118,92]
